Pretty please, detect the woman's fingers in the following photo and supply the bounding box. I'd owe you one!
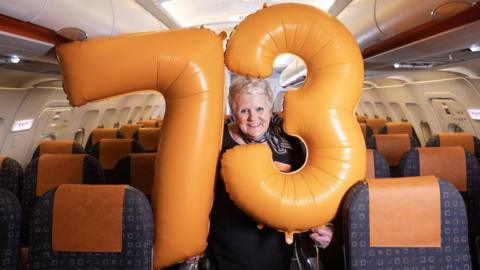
[186,255,201,263]
[309,224,334,249]
[310,233,332,248]
[311,225,333,235]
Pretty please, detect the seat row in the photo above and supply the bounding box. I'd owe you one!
[0,174,474,269]
[0,184,153,270]
[0,151,156,245]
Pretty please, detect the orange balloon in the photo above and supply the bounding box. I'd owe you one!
[222,3,365,243]
[56,29,225,268]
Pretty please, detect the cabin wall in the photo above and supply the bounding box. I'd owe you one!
[0,87,165,167]
[359,76,480,145]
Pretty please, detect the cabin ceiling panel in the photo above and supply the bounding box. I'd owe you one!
[152,0,335,33]
[364,19,480,71]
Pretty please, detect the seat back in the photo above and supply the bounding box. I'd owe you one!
[90,139,144,183]
[31,140,85,160]
[28,184,153,270]
[378,122,420,143]
[0,187,21,270]
[427,133,480,159]
[365,118,387,134]
[85,128,125,152]
[22,154,104,246]
[119,124,142,139]
[133,128,162,152]
[344,176,472,269]
[359,123,373,140]
[366,134,419,176]
[400,146,480,268]
[137,119,162,127]
[0,155,23,199]
[365,149,390,179]
[356,115,367,124]
[114,153,156,196]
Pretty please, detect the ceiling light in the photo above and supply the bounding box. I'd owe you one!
[9,55,21,64]
[470,44,480,52]
[393,62,433,69]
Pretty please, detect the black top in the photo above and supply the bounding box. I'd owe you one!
[207,121,305,270]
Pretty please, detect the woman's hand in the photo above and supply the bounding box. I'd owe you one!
[309,224,334,249]
[185,255,201,264]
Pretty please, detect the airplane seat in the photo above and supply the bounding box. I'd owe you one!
[365,149,390,179]
[27,184,153,270]
[356,115,367,124]
[137,119,162,128]
[365,118,387,134]
[426,133,480,160]
[0,155,23,200]
[132,128,162,152]
[119,124,142,139]
[89,139,145,183]
[378,122,421,145]
[224,115,234,125]
[113,153,156,198]
[359,123,373,141]
[366,134,420,177]
[293,149,390,270]
[0,187,21,270]
[399,146,480,269]
[344,176,472,269]
[85,128,125,152]
[31,140,85,161]
[21,154,105,246]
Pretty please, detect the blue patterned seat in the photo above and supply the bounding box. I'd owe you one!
[132,128,161,152]
[399,147,480,269]
[0,187,21,270]
[359,123,373,141]
[378,122,420,144]
[114,153,156,197]
[85,128,125,152]
[366,134,420,177]
[344,177,472,270]
[0,156,23,200]
[365,118,387,134]
[21,154,104,246]
[366,149,390,179]
[426,133,480,160]
[28,185,153,270]
[31,140,85,161]
[294,149,391,270]
[89,139,145,183]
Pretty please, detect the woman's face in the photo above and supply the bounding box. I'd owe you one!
[232,92,272,140]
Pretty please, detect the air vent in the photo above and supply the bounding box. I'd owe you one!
[431,1,473,20]
[57,27,87,41]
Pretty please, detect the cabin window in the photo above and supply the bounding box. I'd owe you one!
[100,108,116,128]
[41,134,56,141]
[364,102,376,118]
[118,107,130,125]
[74,128,85,145]
[420,121,432,142]
[130,106,142,123]
[389,102,407,121]
[113,122,120,128]
[375,102,389,119]
[448,123,464,133]
[142,106,152,120]
[151,105,161,119]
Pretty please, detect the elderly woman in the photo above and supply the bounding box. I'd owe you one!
[205,77,333,270]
